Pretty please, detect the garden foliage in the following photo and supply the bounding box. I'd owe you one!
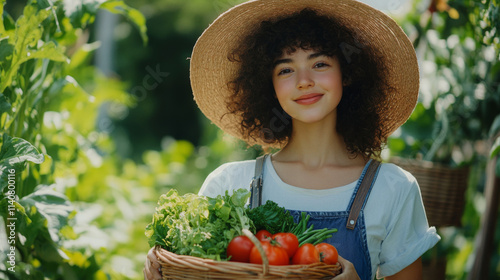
[0,0,149,279]
[388,0,500,278]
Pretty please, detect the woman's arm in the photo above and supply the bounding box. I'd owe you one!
[384,257,422,280]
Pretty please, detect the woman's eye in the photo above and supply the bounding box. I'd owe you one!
[277,68,292,75]
[314,62,329,68]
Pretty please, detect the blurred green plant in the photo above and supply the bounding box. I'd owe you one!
[388,0,500,279]
[110,0,246,160]
[0,0,148,278]
[390,0,500,166]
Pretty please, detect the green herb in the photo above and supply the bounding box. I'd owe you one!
[290,212,338,246]
[145,188,255,260]
[246,200,295,234]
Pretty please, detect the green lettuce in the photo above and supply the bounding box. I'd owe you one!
[145,188,254,260]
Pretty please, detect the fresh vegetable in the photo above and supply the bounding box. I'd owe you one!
[145,189,254,260]
[256,229,272,242]
[232,230,336,266]
[272,232,299,259]
[250,241,289,265]
[290,212,338,246]
[292,243,320,265]
[315,243,338,264]
[227,236,254,262]
[246,200,295,234]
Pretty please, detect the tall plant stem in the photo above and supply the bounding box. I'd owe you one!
[425,111,449,162]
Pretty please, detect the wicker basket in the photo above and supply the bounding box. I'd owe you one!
[390,157,469,227]
[154,229,342,279]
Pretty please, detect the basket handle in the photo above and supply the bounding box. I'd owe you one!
[242,229,269,275]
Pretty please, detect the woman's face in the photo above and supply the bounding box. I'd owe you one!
[271,48,343,125]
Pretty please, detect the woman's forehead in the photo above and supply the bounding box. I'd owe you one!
[274,48,335,63]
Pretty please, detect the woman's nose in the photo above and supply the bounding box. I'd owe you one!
[296,70,314,89]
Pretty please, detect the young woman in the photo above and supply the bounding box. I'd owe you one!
[144,1,440,279]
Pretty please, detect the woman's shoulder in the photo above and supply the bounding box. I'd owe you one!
[379,162,418,184]
[208,158,257,178]
[198,158,257,197]
[374,162,419,197]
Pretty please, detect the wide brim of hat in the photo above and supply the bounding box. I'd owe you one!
[190,0,419,148]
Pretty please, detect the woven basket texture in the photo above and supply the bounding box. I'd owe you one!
[155,246,342,279]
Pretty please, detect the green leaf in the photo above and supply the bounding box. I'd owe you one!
[19,41,69,64]
[0,0,5,34]
[99,0,148,45]
[0,94,11,115]
[489,114,500,137]
[0,134,44,166]
[231,188,251,207]
[0,134,44,192]
[68,41,101,70]
[491,136,500,158]
[0,38,14,64]
[19,185,73,243]
[0,4,67,90]
[34,235,69,262]
[1,3,14,33]
[0,5,51,92]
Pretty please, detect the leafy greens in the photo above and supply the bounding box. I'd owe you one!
[246,200,295,234]
[145,188,254,260]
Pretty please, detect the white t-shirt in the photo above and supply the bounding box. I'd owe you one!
[198,156,441,279]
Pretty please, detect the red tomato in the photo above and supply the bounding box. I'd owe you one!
[226,236,254,262]
[315,243,338,264]
[272,232,299,258]
[249,241,289,265]
[291,243,320,265]
[255,229,272,242]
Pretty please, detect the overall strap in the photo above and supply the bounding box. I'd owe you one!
[249,154,268,209]
[346,160,381,230]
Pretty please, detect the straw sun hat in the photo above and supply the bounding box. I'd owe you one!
[190,0,419,148]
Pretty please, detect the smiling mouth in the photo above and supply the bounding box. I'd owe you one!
[295,93,324,105]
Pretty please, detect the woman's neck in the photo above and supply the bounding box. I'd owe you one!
[274,117,365,169]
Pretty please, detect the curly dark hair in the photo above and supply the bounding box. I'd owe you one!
[226,9,390,159]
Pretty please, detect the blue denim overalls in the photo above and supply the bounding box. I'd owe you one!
[249,155,381,280]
